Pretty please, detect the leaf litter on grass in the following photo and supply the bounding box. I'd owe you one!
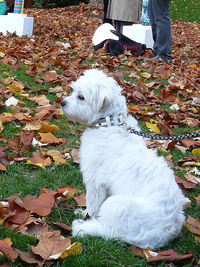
[0,2,200,266]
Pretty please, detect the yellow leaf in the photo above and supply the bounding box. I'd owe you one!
[39,122,58,133]
[145,122,160,134]
[58,108,63,115]
[140,72,151,78]
[182,162,200,167]
[0,121,3,133]
[59,242,82,259]
[26,160,45,169]
[0,52,5,58]
[192,148,200,157]
[7,84,23,95]
[53,156,67,166]
[3,113,13,117]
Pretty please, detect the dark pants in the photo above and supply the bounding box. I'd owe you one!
[103,0,112,24]
[148,0,172,62]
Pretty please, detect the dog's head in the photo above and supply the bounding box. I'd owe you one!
[61,69,127,125]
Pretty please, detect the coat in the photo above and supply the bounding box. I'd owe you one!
[106,0,141,23]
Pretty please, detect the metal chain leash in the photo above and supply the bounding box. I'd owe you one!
[126,127,200,141]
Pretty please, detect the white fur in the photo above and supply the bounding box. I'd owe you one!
[61,69,187,249]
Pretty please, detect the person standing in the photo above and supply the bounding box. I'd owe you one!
[106,0,140,33]
[147,0,172,63]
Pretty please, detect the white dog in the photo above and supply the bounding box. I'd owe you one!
[61,69,188,249]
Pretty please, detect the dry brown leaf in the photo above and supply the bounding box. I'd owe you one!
[23,119,42,131]
[73,193,86,207]
[23,191,55,216]
[27,152,52,168]
[30,229,71,260]
[43,72,59,83]
[175,176,196,190]
[71,148,80,164]
[0,163,6,171]
[184,215,200,236]
[147,250,195,265]
[20,130,34,151]
[51,222,72,232]
[18,215,46,239]
[184,173,199,184]
[0,238,18,263]
[29,95,50,106]
[6,196,29,225]
[194,195,200,207]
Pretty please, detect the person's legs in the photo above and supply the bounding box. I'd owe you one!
[103,0,112,24]
[148,0,158,56]
[151,0,172,62]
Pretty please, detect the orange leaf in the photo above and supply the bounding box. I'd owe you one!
[0,163,6,171]
[27,153,52,168]
[23,191,55,216]
[29,95,50,106]
[38,122,58,133]
[39,132,65,145]
[71,148,80,164]
[0,238,18,263]
[184,215,200,236]
[73,193,86,207]
[30,229,71,260]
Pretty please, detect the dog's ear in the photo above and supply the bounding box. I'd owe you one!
[92,87,109,113]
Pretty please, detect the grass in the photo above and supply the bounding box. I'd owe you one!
[0,63,199,266]
[170,0,200,23]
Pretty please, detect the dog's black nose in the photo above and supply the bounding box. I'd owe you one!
[61,100,67,107]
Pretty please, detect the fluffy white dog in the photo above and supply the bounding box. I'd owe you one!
[61,69,188,249]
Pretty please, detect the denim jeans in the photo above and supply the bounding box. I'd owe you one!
[148,0,172,62]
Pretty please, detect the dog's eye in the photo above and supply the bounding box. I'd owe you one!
[78,95,85,101]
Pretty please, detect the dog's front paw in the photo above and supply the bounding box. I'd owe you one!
[72,219,86,237]
[74,208,90,219]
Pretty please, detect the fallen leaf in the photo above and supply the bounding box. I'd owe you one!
[192,148,200,157]
[184,215,200,236]
[184,173,199,184]
[38,122,58,132]
[0,163,6,171]
[16,249,44,266]
[51,222,72,232]
[0,238,18,263]
[23,191,55,216]
[175,176,196,190]
[71,148,80,164]
[73,193,86,207]
[29,95,50,106]
[39,132,65,145]
[27,153,52,168]
[147,250,195,265]
[145,122,160,134]
[194,195,200,207]
[31,229,71,260]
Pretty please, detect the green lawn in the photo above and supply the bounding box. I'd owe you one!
[170,0,200,23]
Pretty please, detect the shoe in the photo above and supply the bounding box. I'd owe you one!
[143,55,162,62]
[144,55,173,64]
